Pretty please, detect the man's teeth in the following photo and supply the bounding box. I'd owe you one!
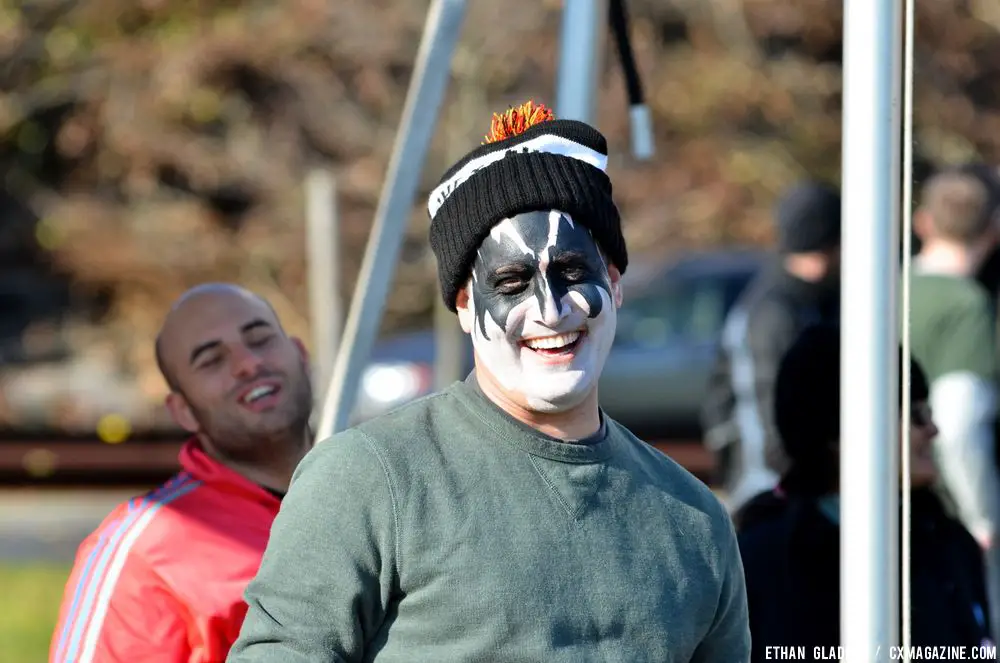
[524,331,581,350]
[243,385,276,403]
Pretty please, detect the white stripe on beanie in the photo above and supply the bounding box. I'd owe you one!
[427,133,608,220]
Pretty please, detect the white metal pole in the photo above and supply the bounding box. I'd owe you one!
[315,0,468,441]
[900,0,916,655]
[841,0,903,661]
[305,169,342,411]
[555,0,607,123]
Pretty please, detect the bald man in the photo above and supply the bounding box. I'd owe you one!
[50,284,314,663]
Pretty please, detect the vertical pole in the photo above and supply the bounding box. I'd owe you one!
[433,294,464,391]
[900,0,916,655]
[315,0,468,441]
[555,0,607,124]
[434,47,480,392]
[841,0,903,661]
[305,169,342,411]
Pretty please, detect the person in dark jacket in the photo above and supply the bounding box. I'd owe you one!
[737,323,993,662]
[963,161,1000,645]
[702,181,842,513]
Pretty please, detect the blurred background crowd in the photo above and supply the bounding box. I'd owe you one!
[5,0,1000,660]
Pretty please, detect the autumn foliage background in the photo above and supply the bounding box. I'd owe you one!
[3,0,1000,434]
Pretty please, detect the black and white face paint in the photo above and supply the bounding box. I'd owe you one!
[463,209,617,412]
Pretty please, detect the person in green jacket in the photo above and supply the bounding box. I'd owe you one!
[227,101,750,663]
[910,167,1000,642]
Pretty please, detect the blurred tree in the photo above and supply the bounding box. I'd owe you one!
[2,0,1000,432]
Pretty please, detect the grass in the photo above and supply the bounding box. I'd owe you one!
[0,563,71,663]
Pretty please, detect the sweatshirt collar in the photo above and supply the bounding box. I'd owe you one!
[449,372,615,464]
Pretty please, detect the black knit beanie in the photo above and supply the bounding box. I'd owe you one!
[774,322,931,495]
[775,180,842,254]
[426,101,628,311]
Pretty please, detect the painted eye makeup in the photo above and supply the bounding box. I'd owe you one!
[552,258,594,283]
[493,277,529,295]
[488,264,533,293]
[469,210,615,338]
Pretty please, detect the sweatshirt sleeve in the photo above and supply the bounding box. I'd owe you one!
[691,513,752,663]
[931,373,1000,547]
[227,428,400,663]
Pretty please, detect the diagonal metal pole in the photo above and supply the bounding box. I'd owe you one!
[316,0,469,441]
[840,0,904,660]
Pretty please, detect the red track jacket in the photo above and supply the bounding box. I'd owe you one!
[49,440,281,663]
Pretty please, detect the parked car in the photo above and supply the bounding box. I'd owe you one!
[350,248,768,439]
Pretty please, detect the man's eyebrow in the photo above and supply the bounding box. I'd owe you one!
[549,249,590,264]
[241,318,273,335]
[188,318,274,365]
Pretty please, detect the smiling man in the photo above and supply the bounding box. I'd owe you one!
[228,102,749,663]
[50,283,313,663]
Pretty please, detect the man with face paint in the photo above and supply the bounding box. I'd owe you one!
[229,102,750,663]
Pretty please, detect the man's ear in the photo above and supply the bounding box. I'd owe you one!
[165,391,200,434]
[913,209,933,241]
[607,264,624,308]
[291,336,311,374]
[455,283,475,334]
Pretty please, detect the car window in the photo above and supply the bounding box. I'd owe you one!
[614,272,753,349]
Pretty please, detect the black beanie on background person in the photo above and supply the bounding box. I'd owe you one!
[773,322,930,495]
[775,180,842,254]
[426,101,628,311]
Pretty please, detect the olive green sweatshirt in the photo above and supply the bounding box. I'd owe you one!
[228,375,749,663]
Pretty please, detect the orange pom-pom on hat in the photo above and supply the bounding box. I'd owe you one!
[483,101,555,145]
